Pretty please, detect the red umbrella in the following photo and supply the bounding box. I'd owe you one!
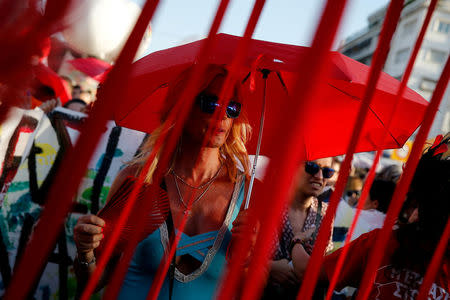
[68,57,111,81]
[115,33,427,160]
[33,63,70,104]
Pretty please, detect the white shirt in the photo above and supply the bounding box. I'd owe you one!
[334,199,386,241]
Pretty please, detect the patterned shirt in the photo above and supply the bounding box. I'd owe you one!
[273,197,334,261]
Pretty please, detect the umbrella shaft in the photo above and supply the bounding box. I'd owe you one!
[245,70,269,209]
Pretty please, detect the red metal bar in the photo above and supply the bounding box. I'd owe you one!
[325,0,438,297]
[102,101,181,300]
[325,154,379,300]
[3,1,158,299]
[77,4,162,299]
[296,1,405,299]
[417,217,450,299]
[356,56,450,299]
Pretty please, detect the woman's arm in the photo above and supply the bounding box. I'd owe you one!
[73,165,139,293]
[73,214,112,294]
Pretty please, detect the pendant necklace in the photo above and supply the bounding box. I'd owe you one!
[172,164,223,215]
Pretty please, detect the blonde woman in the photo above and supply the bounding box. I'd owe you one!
[73,65,256,299]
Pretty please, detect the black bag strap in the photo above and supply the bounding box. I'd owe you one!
[311,199,323,242]
[315,199,323,228]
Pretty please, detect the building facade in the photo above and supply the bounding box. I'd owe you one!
[339,0,450,137]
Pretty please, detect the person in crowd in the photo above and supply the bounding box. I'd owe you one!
[292,135,450,299]
[265,158,335,299]
[60,75,74,97]
[327,156,342,188]
[350,179,396,241]
[73,65,256,300]
[344,175,363,207]
[80,90,93,104]
[63,98,87,113]
[72,85,82,99]
[332,173,364,250]
[318,156,342,203]
[333,175,396,251]
[375,164,402,183]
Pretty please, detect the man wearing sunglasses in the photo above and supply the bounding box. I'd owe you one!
[265,158,335,299]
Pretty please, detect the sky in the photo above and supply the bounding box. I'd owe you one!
[132,0,390,54]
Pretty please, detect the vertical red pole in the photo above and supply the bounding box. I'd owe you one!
[325,154,379,300]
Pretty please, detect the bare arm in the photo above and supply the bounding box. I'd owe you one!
[73,165,139,293]
[268,259,299,286]
[291,243,329,284]
[73,214,110,294]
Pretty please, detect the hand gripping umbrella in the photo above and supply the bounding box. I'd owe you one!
[114,33,428,207]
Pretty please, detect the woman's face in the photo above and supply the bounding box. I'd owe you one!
[295,157,333,198]
[183,76,237,148]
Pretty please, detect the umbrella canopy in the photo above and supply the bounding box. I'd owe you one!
[33,63,70,104]
[115,33,428,160]
[68,58,111,81]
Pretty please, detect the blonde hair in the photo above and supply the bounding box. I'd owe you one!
[130,64,252,183]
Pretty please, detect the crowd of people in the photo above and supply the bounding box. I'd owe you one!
[1,24,448,300]
[70,66,449,299]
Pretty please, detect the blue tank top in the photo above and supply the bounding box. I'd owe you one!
[118,174,245,300]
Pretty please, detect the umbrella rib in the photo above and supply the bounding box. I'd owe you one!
[327,83,401,147]
[367,105,402,148]
[327,83,360,102]
[275,71,288,92]
[241,71,251,83]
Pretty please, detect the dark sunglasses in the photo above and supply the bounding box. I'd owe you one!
[305,161,335,179]
[196,93,242,119]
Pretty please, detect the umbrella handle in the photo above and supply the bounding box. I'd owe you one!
[244,69,269,209]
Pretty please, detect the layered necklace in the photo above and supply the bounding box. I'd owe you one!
[171,164,223,214]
